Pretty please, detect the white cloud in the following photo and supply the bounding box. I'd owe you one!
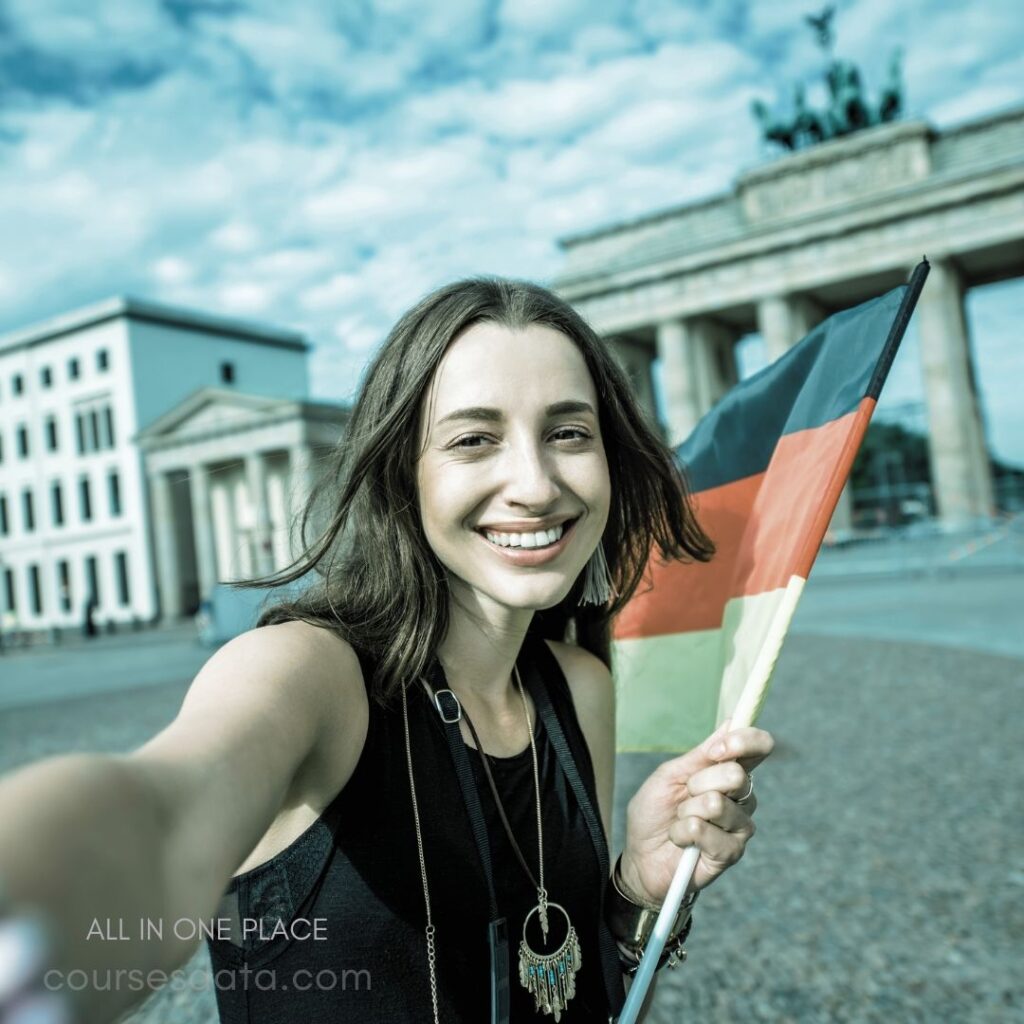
[210,221,263,254]
[5,0,177,68]
[218,281,276,316]
[151,257,194,286]
[498,0,594,37]
[0,0,1020,465]
[300,272,363,312]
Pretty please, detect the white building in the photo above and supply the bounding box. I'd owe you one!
[136,388,348,622]
[0,297,338,634]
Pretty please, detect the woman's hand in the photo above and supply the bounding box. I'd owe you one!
[618,720,774,906]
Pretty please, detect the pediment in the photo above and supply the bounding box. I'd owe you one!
[137,388,292,442]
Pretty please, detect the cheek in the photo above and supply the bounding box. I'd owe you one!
[569,455,611,509]
[418,472,475,539]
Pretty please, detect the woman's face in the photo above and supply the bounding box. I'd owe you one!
[416,321,611,618]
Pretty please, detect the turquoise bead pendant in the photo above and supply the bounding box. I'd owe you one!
[518,902,582,1021]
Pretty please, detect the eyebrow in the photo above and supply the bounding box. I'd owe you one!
[436,400,596,427]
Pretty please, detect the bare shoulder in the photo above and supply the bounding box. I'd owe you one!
[184,618,367,748]
[542,638,615,719]
[134,618,369,882]
[268,619,370,787]
[223,619,370,826]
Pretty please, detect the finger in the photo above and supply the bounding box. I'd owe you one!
[675,790,756,835]
[707,727,774,771]
[653,717,735,788]
[684,761,751,801]
[668,815,751,866]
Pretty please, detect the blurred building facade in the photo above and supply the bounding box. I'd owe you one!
[555,105,1024,527]
[0,298,344,635]
[136,389,346,621]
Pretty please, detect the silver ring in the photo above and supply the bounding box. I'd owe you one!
[735,772,754,806]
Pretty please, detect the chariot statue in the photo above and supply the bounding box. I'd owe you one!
[751,6,904,152]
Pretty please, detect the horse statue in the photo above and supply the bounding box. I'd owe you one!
[825,58,871,137]
[877,48,904,124]
[751,98,797,151]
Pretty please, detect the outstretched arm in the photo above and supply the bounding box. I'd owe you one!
[0,620,365,1024]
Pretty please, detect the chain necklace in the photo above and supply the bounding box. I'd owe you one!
[402,678,441,1022]
[402,664,583,1022]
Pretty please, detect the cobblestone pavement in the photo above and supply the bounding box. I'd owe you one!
[1,628,1022,1022]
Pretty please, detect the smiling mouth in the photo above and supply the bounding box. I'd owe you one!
[476,516,580,551]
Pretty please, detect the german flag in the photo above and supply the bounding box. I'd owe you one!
[612,261,930,752]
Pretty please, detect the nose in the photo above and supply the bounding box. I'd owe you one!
[501,436,562,510]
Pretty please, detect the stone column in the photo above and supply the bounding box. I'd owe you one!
[188,464,218,603]
[289,444,315,517]
[607,337,658,426]
[210,481,236,580]
[150,471,182,621]
[245,452,273,577]
[657,317,736,447]
[758,294,826,364]
[916,259,995,525]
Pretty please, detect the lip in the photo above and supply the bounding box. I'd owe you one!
[475,516,580,566]
[477,514,578,532]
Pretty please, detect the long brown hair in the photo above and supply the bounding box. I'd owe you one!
[235,277,713,707]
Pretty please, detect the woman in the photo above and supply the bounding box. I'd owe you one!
[0,278,772,1024]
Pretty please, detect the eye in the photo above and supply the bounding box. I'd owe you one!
[550,427,593,444]
[450,433,493,449]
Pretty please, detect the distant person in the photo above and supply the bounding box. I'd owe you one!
[81,596,98,639]
[0,279,773,1023]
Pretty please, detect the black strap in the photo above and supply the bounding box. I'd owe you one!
[426,640,626,1023]
[519,636,626,1022]
[427,670,511,1024]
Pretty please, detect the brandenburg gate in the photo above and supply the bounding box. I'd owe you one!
[555,105,1024,527]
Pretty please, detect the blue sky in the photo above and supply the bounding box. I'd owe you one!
[1,0,1022,464]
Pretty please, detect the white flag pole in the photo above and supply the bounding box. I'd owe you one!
[616,579,803,1023]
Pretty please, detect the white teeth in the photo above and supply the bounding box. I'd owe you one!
[483,522,567,549]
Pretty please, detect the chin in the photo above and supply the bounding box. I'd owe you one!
[494,584,575,613]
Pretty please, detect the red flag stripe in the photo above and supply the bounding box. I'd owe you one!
[614,398,876,639]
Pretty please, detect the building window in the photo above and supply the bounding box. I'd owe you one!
[89,410,100,452]
[115,552,130,606]
[22,489,34,532]
[68,357,80,380]
[0,432,4,463]
[3,568,15,614]
[12,373,24,396]
[97,349,109,371]
[104,406,115,448]
[75,413,85,454]
[28,564,42,615]
[85,555,100,605]
[79,476,92,522]
[45,416,58,452]
[51,481,64,527]
[0,494,7,536]
[220,361,235,384]
[41,366,53,388]
[57,560,72,612]
[16,425,29,458]
[108,470,121,516]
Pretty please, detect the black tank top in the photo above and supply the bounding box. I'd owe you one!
[206,632,618,1022]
